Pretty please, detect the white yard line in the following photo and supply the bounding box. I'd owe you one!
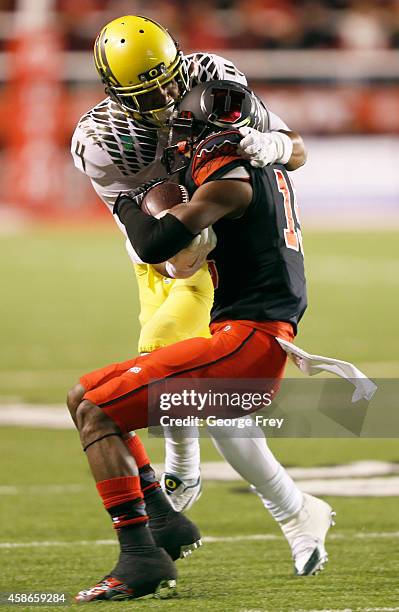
[285,477,399,497]
[0,484,86,495]
[0,404,74,428]
[192,461,399,483]
[2,473,399,496]
[2,532,399,549]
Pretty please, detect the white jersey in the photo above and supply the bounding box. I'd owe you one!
[71,52,289,253]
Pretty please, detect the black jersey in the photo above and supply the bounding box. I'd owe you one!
[184,130,307,332]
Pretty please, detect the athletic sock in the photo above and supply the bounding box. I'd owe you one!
[124,433,150,470]
[252,463,303,522]
[124,432,174,528]
[96,475,156,554]
[163,427,201,482]
[211,426,303,522]
[140,466,175,529]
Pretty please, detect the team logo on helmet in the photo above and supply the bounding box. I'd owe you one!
[138,63,168,83]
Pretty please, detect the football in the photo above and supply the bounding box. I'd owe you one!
[141,181,189,217]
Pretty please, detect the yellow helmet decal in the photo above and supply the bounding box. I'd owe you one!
[94,26,120,87]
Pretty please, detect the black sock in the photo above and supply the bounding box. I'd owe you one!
[117,523,158,555]
[107,499,157,554]
[139,465,175,528]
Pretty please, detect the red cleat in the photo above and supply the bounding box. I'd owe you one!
[75,576,134,602]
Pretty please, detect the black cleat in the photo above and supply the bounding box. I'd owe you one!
[75,548,177,603]
[151,510,202,561]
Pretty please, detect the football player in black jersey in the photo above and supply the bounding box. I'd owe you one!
[68,81,334,601]
[71,12,309,534]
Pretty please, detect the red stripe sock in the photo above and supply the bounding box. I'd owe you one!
[124,433,150,469]
[124,434,161,497]
[96,476,148,529]
[96,475,142,508]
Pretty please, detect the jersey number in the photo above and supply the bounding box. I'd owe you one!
[74,140,86,172]
[274,169,303,254]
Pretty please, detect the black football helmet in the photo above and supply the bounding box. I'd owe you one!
[162,80,270,174]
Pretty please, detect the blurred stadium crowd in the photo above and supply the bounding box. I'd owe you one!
[57,0,399,52]
[0,0,399,50]
[1,0,399,51]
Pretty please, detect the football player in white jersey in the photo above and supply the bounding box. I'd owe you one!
[70,16,325,592]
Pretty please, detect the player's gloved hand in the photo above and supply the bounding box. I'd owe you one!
[165,226,217,279]
[114,178,165,215]
[238,128,293,168]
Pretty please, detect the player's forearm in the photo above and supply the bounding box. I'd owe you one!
[152,262,172,277]
[115,180,250,261]
[281,130,307,171]
[153,261,205,280]
[115,195,195,263]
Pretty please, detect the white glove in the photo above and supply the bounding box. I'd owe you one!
[238,127,293,168]
[165,227,217,279]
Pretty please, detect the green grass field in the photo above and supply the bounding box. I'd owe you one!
[0,226,398,611]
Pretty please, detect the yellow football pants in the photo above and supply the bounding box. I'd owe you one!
[134,263,213,353]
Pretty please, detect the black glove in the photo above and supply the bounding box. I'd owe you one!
[113,178,165,216]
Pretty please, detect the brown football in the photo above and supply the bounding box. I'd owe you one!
[141,182,189,217]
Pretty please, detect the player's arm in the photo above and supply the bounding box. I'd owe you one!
[238,114,307,171]
[115,179,252,264]
[280,130,307,171]
[152,262,168,275]
[171,181,251,234]
[151,226,217,279]
[267,109,306,170]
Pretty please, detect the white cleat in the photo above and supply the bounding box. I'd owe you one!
[280,493,336,576]
[161,473,202,513]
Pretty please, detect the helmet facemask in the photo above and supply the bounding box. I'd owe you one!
[161,111,206,174]
[102,51,190,127]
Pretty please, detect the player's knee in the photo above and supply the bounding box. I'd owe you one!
[76,399,118,443]
[67,383,86,425]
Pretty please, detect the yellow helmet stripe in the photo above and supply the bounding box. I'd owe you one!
[94,28,106,77]
[95,27,120,87]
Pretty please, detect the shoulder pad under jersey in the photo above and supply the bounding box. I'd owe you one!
[71,116,112,180]
[190,130,244,187]
[71,98,159,180]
